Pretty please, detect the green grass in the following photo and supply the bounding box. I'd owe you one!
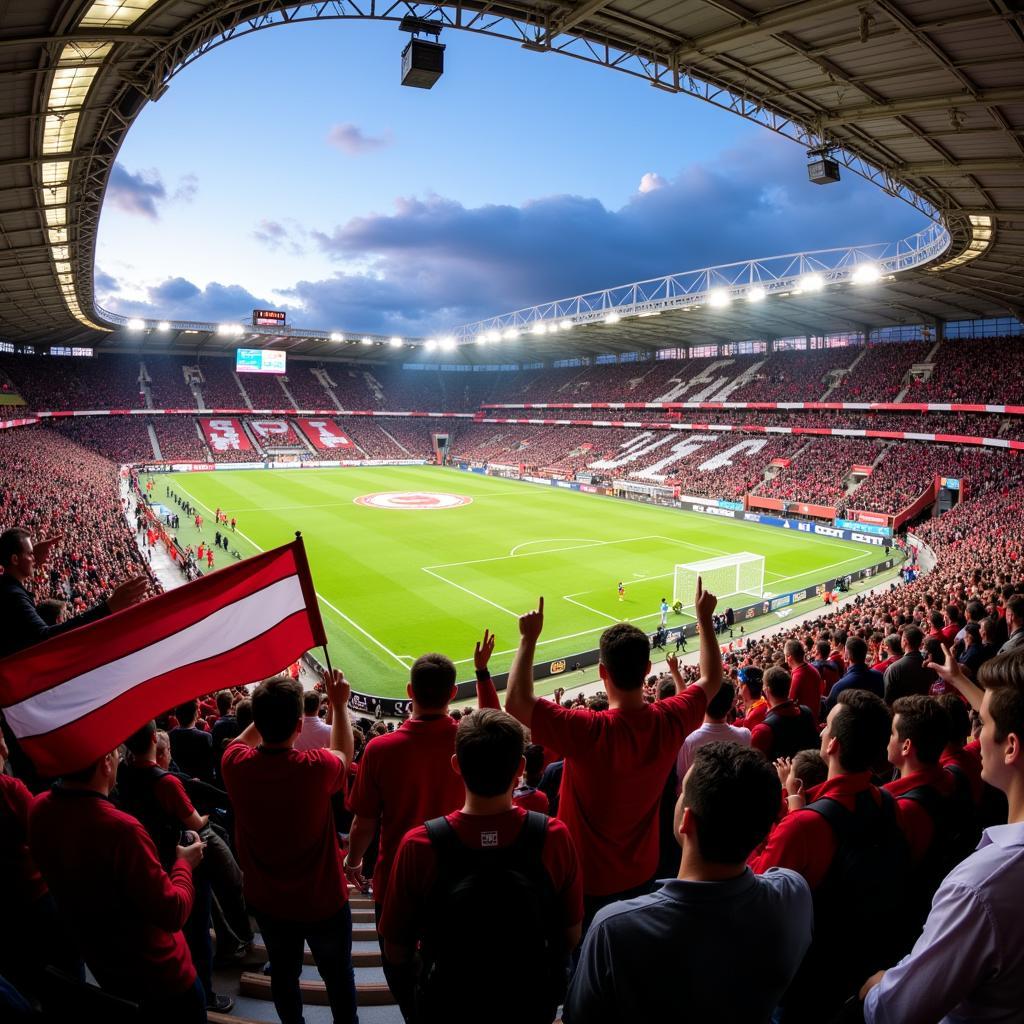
[155,466,887,697]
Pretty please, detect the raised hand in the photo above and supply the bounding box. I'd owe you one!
[324,668,350,709]
[694,576,718,621]
[519,597,544,643]
[107,575,149,613]
[474,629,496,671]
[32,534,64,569]
[666,652,680,675]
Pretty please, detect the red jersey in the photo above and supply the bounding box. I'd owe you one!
[379,807,582,948]
[749,772,894,890]
[132,760,195,824]
[347,716,464,906]
[29,786,196,998]
[513,786,551,814]
[529,686,706,896]
[735,698,768,731]
[941,745,983,805]
[222,744,347,922]
[0,773,47,907]
[788,662,823,721]
[884,766,954,864]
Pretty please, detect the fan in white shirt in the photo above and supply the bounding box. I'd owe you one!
[293,690,333,752]
[676,681,751,787]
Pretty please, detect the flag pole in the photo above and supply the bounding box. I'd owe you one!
[294,530,334,676]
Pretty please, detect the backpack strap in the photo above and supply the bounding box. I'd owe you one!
[899,784,944,825]
[515,810,548,865]
[424,815,461,854]
[803,795,853,842]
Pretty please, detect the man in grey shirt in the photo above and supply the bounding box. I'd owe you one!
[563,743,812,1024]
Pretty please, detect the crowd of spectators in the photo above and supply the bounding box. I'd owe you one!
[281,366,338,409]
[910,335,1024,405]
[828,341,932,401]
[193,360,248,409]
[240,375,291,410]
[151,417,211,463]
[0,354,145,411]
[756,438,881,505]
[49,418,155,464]
[143,356,201,409]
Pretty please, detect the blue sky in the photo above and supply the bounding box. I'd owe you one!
[96,19,925,336]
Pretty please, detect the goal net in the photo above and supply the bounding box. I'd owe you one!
[672,552,765,608]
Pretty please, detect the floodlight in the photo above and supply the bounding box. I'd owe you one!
[440,336,456,352]
[560,320,573,330]
[329,332,344,342]
[746,287,766,302]
[217,323,242,336]
[424,339,437,352]
[531,323,546,336]
[157,321,170,331]
[800,273,824,292]
[389,337,403,347]
[503,329,519,341]
[708,289,731,308]
[361,337,373,345]
[126,318,145,331]
[485,330,501,342]
[604,312,620,324]
[851,263,881,285]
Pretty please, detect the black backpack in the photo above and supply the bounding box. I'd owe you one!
[115,761,180,867]
[414,811,566,1024]
[763,703,820,758]
[780,789,911,1023]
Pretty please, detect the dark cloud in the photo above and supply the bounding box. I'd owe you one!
[326,122,392,155]
[93,269,120,295]
[100,135,928,335]
[106,163,199,218]
[106,164,166,219]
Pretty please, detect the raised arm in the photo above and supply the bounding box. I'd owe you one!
[932,644,983,712]
[505,597,544,729]
[693,577,723,704]
[666,652,685,694]
[474,629,501,709]
[325,668,354,766]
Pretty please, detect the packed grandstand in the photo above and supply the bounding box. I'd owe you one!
[3,0,1024,1023]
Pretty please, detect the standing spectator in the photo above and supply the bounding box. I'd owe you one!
[810,640,842,694]
[675,682,751,786]
[873,634,903,674]
[998,594,1024,654]
[860,652,1024,1023]
[379,710,583,1024]
[825,636,885,713]
[222,670,357,1024]
[170,700,215,784]
[785,641,824,722]
[293,690,332,752]
[734,666,767,729]
[750,689,910,1021]
[503,581,721,927]
[344,634,499,1011]
[563,744,812,1024]
[210,690,242,770]
[28,747,206,1022]
[749,667,820,760]
[884,626,933,702]
[0,527,147,659]
[513,743,551,813]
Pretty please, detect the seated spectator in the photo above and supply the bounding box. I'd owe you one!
[790,749,827,792]
[35,598,66,627]
[563,744,812,1024]
[222,670,357,1024]
[675,681,751,787]
[884,626,933,702]
[209,690,242,761]
[504,584,722,927]
[998,594,1024,654]
[873,634,903,673]
[750,690,910,1021]
[293,689,332,752]
[28,747,207,1023]
[169,700,215,784]
[825,636,885,713]
[380,709,583,1024]
[513,743,551,813]
[860,652,1024,1023]
[749,667,820,760]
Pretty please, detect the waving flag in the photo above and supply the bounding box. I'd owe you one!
[0,538,326,777]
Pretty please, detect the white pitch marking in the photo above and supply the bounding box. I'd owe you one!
[421,567,521,619]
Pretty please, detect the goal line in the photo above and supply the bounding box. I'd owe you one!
[672,552,765,608]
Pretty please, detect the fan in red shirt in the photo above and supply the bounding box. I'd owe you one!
[221,669,357,1024]
[785,640,824,721]
[512,743,551,814]
[28,747,207,1023]
[935,693,984,806]
[734,666,768,730]
[872,634,903,674]
[380,709,582,1024]
[503,581,721,927]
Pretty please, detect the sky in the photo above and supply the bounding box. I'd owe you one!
[95,18,926,337]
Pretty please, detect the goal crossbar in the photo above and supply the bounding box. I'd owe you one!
[672,552,765,608]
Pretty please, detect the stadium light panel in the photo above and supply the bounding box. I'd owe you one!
[157,321,170,332]
[424,339,437,352]
[560,320,573,330]
[361,337,373,345]
[126,318,145,331]
[851,264,881,285]
[217,323,242,336]
[440,336,456,352]
[800,273,824,292]
[604,313,621,325]
[531,323,546,336]
[503,329,519,341]
[746,286,766,302]
[709,289,731,308]
[389,337,403,348]
[329,332,344,342]
[485,330,501,342]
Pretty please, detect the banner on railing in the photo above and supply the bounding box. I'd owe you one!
[199,417,252,453]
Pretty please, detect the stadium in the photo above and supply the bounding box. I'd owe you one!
[0,2,1022,1023]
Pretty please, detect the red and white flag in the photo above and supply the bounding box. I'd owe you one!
[0,538,326,777]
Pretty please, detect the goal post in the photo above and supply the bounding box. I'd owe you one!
[672,552,765,608]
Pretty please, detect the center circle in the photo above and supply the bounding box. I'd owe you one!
[353,491,473,510]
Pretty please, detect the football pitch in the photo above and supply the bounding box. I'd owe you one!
[161,466,886,697]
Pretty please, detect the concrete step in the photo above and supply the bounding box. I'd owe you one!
[240,972,394,1006]
[252,944,383,968]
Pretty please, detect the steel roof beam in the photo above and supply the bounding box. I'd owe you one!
[822,88,1024,126]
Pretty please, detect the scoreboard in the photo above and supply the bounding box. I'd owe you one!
[236,348,286,374]
[252,308,287,328]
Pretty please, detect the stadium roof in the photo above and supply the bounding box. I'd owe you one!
[0,0,1021,363]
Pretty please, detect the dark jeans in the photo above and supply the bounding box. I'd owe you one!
[183,868,213,1001]
[255,904,357,1024]
[375,902,415,1023]
[143,977,206,1024]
